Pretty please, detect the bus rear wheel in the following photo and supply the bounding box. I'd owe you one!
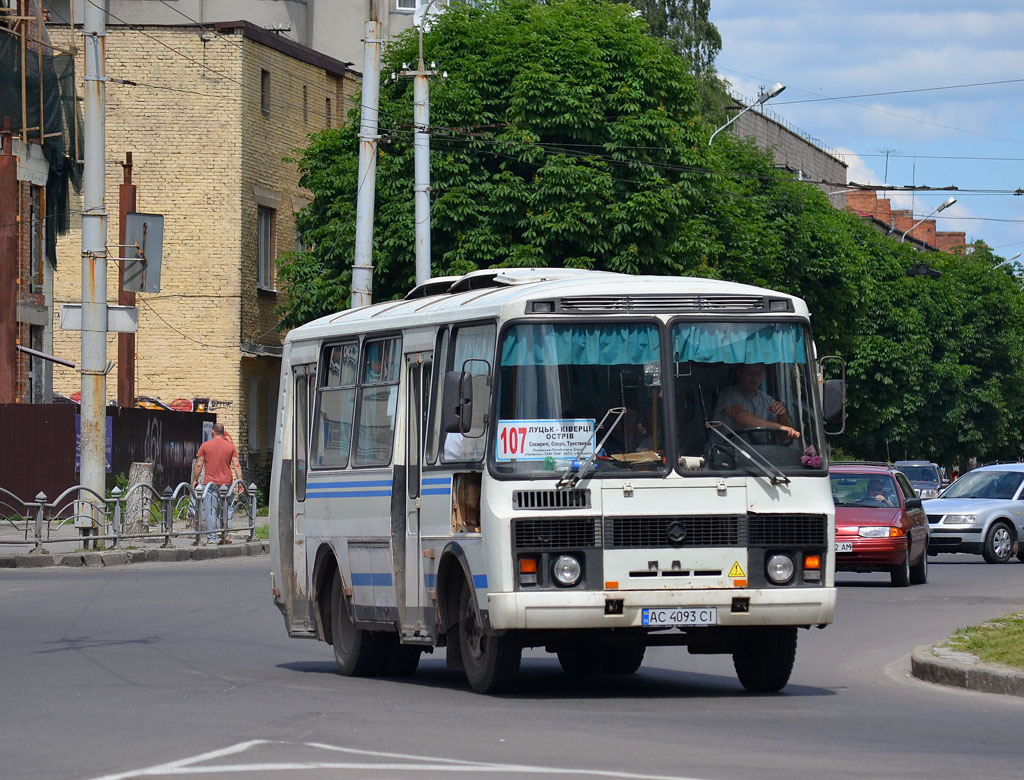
[330,572,378,676]
[732,627,797,693]
[376,634,422,676]
[458,585,521,694]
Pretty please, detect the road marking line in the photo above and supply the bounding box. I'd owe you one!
[91,740,707,780]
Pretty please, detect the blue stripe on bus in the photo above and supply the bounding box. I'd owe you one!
[421,488,451,495]
[307,479,393,488]
[422,477,451,485]
[351,573,394,587]
[424,573,438,587]
[306,489,392,498]
[473,574,487,588]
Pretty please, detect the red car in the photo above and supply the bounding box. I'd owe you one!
[830,463,930,586]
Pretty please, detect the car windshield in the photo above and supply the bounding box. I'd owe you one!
[941,470,1024,500]
[830,474,899,508]
[490,320,825,479]
[899,465,940,482]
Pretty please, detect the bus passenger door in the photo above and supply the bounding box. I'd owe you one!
[401,353,430,634]
[288,364,314,631]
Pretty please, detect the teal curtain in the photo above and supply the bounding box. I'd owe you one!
[500,324,660,366]
[672,323,807,364]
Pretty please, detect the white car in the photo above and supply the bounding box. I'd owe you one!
[923,464,1024,563]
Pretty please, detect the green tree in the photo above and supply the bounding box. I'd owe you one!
[281,0,711,324]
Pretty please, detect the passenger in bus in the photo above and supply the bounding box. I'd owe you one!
[713,363,800,439]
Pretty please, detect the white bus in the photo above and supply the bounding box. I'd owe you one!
[269,269,844,693]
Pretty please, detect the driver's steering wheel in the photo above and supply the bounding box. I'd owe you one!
[735,427,794,446]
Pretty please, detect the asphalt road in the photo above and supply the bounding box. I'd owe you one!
[2,555,1023,780]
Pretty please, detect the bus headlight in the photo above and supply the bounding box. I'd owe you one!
[766,554,794,584]
[552,555,582,587]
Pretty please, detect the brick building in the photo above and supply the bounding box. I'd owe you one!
[845,190,966,253]
[48,21,359,487]
[1,1,79,405]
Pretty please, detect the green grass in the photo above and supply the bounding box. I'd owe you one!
[253,523,269,541]
[943,612,1024,670]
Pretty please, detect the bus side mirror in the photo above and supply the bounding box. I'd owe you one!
[823,378,845,433]
[442,370,473,434]
[819,355,846,436]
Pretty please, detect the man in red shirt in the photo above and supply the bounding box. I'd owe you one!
[193,423,243,544]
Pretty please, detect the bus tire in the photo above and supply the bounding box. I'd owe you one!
[458,585,521,693]
[330,572,378,677]
[377,635,422,676]
[557,642,606,676]
[732,627,797,693]
[604,642,645,675]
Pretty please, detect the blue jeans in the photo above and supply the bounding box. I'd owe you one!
[200,484,235,541]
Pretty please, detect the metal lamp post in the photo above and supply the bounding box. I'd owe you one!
[708,82,786,147]
[900,197,956,243]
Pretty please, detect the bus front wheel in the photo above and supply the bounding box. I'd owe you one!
[330,572,378,676]
[458,585,521,694]
[732,626,797,693]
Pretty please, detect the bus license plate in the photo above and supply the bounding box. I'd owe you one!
[835,542,853,553]
[642,607,717,627]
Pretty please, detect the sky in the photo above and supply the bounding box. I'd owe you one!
[708,1,1024,258]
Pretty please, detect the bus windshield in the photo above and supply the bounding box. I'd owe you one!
[490,320,825,478]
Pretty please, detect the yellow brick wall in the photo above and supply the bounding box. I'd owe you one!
[49,24,359,484]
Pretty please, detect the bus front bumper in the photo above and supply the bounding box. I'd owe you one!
[486,587,836,631]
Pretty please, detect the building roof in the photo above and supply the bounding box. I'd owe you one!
[213,20,352,74]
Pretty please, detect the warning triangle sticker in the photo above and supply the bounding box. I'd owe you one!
[728,561,746,578]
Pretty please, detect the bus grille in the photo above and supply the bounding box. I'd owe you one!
[556,294,783,314]
[748,513,827,545]
[513,518,600,549]
[605,516,742,548]
[512,489,590,510]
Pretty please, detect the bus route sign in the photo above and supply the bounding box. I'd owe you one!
[494,418,595,461]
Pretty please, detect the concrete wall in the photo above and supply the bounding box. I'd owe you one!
[733,108,848,198]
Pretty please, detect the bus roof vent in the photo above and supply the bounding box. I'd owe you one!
[555,294,789,314]
[512,488,591,510]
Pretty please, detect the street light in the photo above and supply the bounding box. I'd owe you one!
[992,252,1022,270]
[708,82,786,146]
[900,196,956,243]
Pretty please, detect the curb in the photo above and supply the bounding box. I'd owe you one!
[911,644,1024,698]
[0,541,269,569]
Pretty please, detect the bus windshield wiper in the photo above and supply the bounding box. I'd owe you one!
[705,421,790,485]
[557,407,627,489]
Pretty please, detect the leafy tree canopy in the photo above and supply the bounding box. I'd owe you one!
[278,0,1024,466]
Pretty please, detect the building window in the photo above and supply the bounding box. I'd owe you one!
[397,0,417,10]
[29,185,44,289]
[325,97,332,129]
[257,205,276,291]
[260,69,271,116]
[302,85,308,123]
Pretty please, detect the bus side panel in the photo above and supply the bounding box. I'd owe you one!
[305,469,395,624]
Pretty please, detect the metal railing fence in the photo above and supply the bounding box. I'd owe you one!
[0,481,258,552]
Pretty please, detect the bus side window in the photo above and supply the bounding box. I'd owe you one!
[311,342,358,468]
[294,366,312,500]
[441,323,495,464]
[353,336,402,467]
[425,327,449,465]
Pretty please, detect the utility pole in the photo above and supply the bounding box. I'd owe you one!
[80,0,108,502]
[118,153,136,408]
[0,121,17,403]
[351,8,382,309]
[401,18,440,287]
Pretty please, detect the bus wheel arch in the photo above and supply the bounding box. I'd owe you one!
[435,543,474,635]
[311,543,341,644]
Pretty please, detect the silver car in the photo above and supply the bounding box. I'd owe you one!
[924,464,1024,563]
